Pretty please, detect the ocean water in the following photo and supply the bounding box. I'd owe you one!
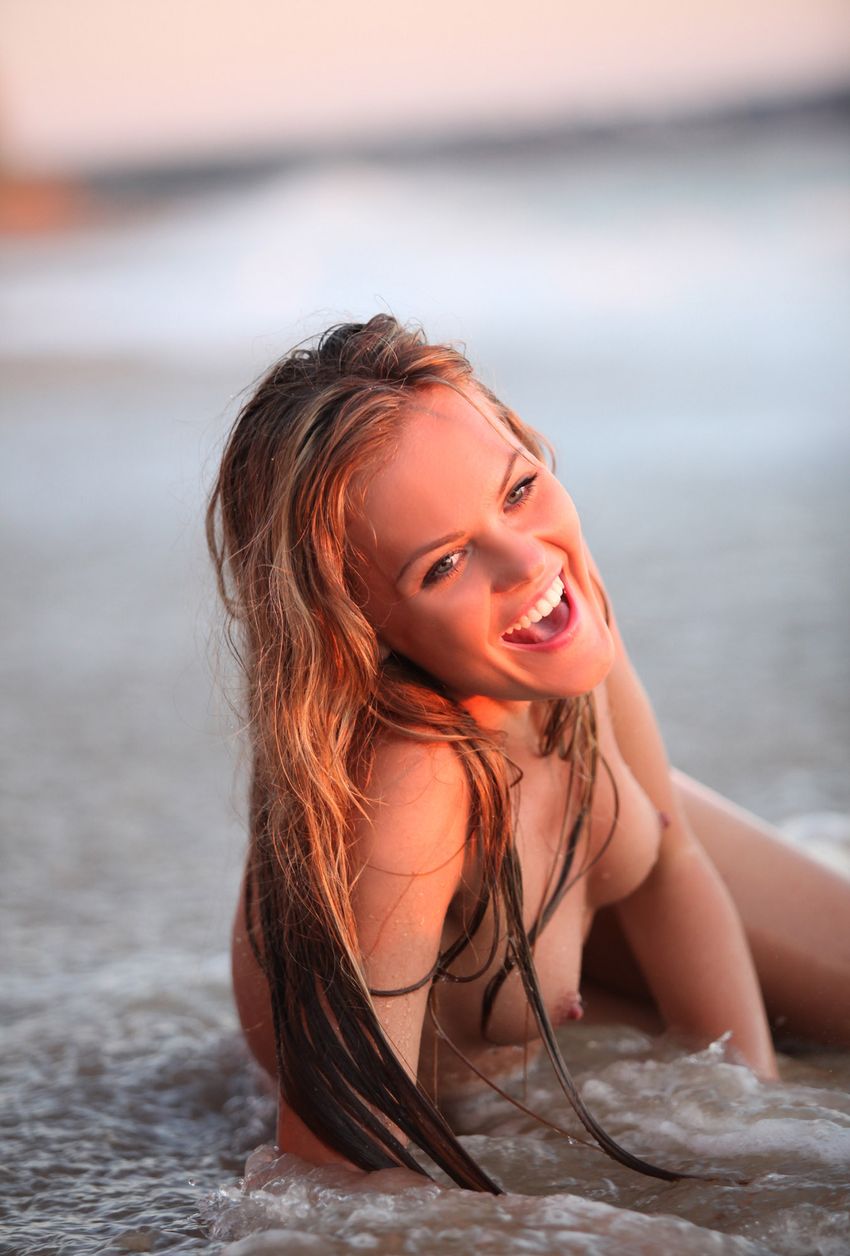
[2,116,849,1252]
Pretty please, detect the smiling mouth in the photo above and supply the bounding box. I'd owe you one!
[501,580,571,646]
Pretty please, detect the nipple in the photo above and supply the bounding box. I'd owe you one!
[658,809,672,831]
[552,991,584,1024]
[565,994,584,1021]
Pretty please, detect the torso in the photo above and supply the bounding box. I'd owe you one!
[417,682,664,1090]
[231,681,665,1096]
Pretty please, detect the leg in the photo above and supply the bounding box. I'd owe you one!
[671,770,850,1046]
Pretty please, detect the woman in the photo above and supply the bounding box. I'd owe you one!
[208,314,850,1194]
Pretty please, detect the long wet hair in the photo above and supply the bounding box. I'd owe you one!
[207,314,684,1191]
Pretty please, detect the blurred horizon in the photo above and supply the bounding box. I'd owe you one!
[2,0,849,182]
[33,92,850,198]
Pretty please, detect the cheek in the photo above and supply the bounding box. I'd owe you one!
[352,566,407,641]
[547,481,581,531]
[389,592,487,670]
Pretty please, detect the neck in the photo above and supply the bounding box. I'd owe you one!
[460,693,545,749]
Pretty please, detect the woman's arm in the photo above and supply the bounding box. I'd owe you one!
[348,737,469,1081]
[672,770,850,1046]
[277,737,469,1169]
[589,560,778,1077]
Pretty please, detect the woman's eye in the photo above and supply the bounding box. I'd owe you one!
[421,475,539,588]
[506,473,538,508]
[424,551,463,586]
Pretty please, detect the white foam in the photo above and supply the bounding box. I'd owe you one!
[208,1145,768,1254]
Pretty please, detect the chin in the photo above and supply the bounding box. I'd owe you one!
[593,620,616,675]
[554,626,615,698]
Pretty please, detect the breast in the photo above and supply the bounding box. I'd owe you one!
[431,739,664,1055]
[585,762,664,910]
[434,829,590,1050]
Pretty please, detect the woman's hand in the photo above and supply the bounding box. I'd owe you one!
[244,1143,443,1196]
[614,820,780,1080]
[339,1166,444,1195]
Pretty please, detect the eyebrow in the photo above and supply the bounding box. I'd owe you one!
[395,447,522,582]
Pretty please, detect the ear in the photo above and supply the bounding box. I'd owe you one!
[378,642,391,662]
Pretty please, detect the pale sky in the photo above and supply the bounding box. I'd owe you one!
[1,0,849,174]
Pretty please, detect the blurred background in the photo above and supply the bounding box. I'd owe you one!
[1,3,850,1247]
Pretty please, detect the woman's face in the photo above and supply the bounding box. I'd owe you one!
[348,384,614,726]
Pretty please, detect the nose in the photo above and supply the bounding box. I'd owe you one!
[490,532,548,595]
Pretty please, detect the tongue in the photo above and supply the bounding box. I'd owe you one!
[503,597,568,645]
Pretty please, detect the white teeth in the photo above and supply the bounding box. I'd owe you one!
[505,575,564,636]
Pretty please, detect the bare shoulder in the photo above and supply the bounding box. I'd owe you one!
[350,735,470,881]
[581,546,673,903]
[582,541,664,758]
[349,737,470,1035]
[366,736,469,808]
[590,672,624,761]
[583,543,722,894]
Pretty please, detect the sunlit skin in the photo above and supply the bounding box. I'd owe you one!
[230,372,850,1180]
[347,384,616,740]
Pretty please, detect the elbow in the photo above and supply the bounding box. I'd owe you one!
[277,1099,364,1172]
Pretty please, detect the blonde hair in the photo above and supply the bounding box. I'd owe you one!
[207,314,683,1190]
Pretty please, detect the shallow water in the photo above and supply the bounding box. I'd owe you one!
[204,1026,850,1256]
[6,957,850,1255]
[2,117,849,1252]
